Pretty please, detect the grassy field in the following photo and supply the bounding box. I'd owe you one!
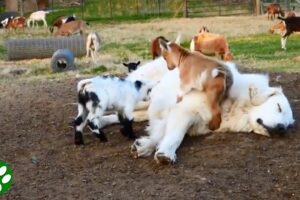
[0,16,299,78]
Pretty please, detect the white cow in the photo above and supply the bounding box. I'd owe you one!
[131,62,295,164]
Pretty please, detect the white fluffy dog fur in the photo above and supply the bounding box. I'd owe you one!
[86,32,101,64]
[131,60,295,164]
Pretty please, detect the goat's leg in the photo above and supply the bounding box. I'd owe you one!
[86,101,108,142]
[119,106,136,139]
[206,76,225,131]
[43,19,47,27]
[74,103,88,145]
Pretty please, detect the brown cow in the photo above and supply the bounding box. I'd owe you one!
[266,3,284,20]
[159,39,232,131]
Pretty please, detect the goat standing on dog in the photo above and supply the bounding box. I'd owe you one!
[74,76,154,145]
[159,39,232,131]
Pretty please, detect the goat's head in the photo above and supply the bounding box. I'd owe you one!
[159,39,186,70]
[224,52,233,61]
[134,80,157,101]
[199,26,209,33]
[123,61,141,72]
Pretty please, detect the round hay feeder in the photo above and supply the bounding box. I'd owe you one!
[51,49,75,72]
[5,36,86,61]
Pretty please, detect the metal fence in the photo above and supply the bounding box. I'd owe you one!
[45,0,257,22]
[184,0,254,17]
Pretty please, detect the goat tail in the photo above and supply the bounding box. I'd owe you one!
[190,38,195,51]
[278,16,285,21]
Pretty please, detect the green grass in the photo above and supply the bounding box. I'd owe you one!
[229,34,300,72]
[0,31,299,78]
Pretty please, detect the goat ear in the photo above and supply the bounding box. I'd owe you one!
[159,38,169,51]
[136,61,141,65]
[123,63,128,67]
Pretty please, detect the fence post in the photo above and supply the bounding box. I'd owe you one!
[255,0,260,15]
[183,0,188,17]
[109,0,112,18]
[136,0,139,15]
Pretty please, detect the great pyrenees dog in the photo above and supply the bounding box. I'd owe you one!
[129,58,295,164]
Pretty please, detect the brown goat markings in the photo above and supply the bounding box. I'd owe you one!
[191,32,233,61]
[278,16,300,50]
[150,36,169,59]
[54,20,86,36]
[160,40,232,131]
[269,21,286,34]
[266,3,284,20]
[5,16,26,29]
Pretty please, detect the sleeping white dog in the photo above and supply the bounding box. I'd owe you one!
[130,61,295,164]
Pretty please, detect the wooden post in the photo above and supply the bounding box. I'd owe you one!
[183,0,188,18]
[136,0,139,15]
[255,0,260,15]
[109,0,112,18]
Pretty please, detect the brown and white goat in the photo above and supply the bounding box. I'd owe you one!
[278,16,300,50]
[49,15,76,33]
[159,39,232,131]
[150,36,169,59]
[190,31,233,61]
[266,3,284,20]
[269,21,286,34]
[54,20,87,36]
[1,16,26,29]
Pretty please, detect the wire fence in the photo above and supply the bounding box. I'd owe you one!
[45,0,257,22]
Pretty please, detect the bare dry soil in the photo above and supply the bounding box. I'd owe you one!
[0,72,299,200]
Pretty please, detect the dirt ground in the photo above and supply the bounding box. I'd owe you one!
[0,14,299,200]
[0,70,299,200]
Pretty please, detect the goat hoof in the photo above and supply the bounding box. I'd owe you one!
[75,131,84,145]
[130,144,138,158]
[93,132,108,142]
[155,153,173,165]
[75,138,84,145]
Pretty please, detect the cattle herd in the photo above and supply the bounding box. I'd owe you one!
[0,6,298,165]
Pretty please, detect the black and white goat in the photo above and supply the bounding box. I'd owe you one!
[123,61,141,72]
[278,16,300,50]
[74,76,155,145]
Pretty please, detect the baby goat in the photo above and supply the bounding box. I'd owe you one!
[278,16,300,50]
[123,61,141,72]
[74,76,154,145]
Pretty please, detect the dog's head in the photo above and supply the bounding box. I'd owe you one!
[249,87,295,136]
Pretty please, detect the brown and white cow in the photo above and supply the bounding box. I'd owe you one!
[159,39,232,131]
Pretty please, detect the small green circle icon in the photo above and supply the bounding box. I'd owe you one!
[0,161,13,195]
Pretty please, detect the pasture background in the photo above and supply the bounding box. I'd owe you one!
[0,15,299,199]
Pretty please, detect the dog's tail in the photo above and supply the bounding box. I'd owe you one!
[278,16,286,21]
